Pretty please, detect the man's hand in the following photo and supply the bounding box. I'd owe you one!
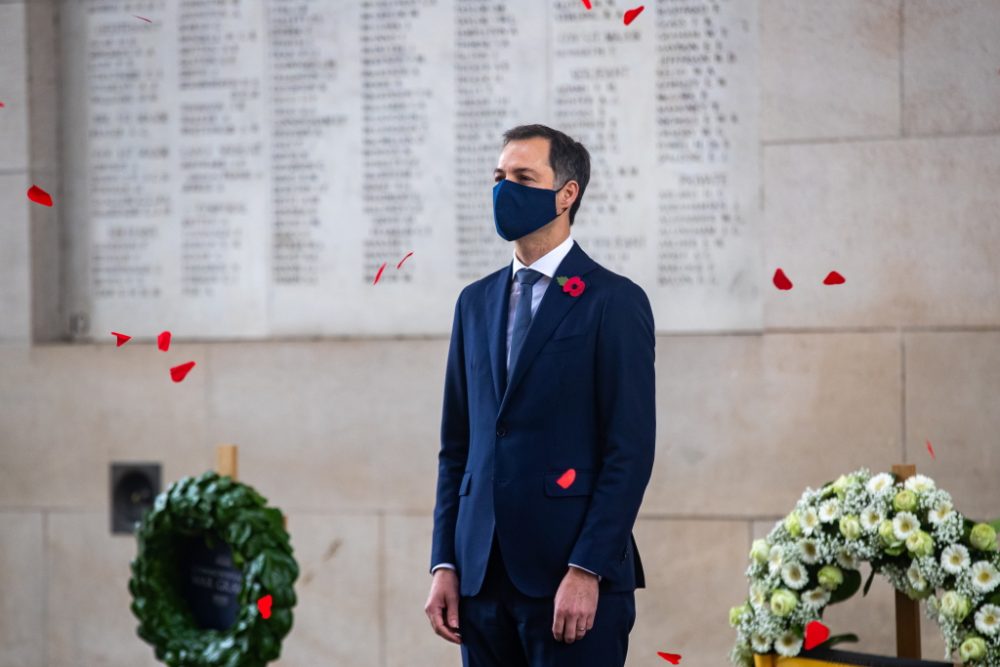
[552,566,599,643]
[424,569,462,644]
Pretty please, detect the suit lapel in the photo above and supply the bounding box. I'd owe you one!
[486,262,512,407]
[495,240,598,416]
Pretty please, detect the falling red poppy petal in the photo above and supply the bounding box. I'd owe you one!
[773,268,793,290]
[804,620,830,650]
[27,185,53,207]
[157,330,172,352]
[0,101,5,108]
[256,594,272,619]
[373,262,387,284]
[396,251,413,269]
[823,271,846,285]
[926,439,936,460]
[133,15,152,22]
[111,331,131,347]
[581,0,592,8]
[170,361,196,383]
[556,468,576,489]
[624,5,644,25]
[657,652,682,664]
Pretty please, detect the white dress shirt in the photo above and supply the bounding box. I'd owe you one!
[432,234,601,581]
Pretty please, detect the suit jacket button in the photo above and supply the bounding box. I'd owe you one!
[496,426,507,437]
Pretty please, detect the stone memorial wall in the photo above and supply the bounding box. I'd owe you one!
[58,0,759,339]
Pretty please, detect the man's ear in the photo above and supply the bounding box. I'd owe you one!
[558,180,578,214]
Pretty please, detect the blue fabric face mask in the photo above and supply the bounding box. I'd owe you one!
[492,178,567,241]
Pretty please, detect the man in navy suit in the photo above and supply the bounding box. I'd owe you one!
[425,124,656,667]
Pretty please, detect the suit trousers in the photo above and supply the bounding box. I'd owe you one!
[458,531,636,667]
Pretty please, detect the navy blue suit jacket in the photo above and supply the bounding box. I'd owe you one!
[430,239,655,598]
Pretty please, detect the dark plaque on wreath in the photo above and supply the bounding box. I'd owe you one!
[178,531,243,631]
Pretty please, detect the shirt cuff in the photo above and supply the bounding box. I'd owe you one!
[568,562,601,582]
[431,562,456,575]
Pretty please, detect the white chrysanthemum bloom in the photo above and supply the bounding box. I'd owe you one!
[927,500,955,527]
[799,539,821,565]
[907,562,928,592]
[904,474,936,494]
[860,506,883,533]
[867,473,894,495]
[974,604,1000,636]
[774,630,803,657]
[970,560,1000,594]
[781,562,808,590]
[751,632,772,653]
[819,498,841,523]
[768,545,784,574]
[750,582,768,610]
[801,587,831,609]
[800,507,820,536]
[941,544,971,575]
[836,548,860,570]
[892,512,920,541]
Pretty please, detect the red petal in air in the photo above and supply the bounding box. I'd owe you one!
[373,262,387,284]
[396,251,414,269]
[133,15,152,22]
[804,620,831,650]
[0,101,5,108]
[170,361,196,383]
[624,5,644,25]
[257,594,272,619]
[112,332,131,347]
[823,271,846,285]
[657,652,682,664]
[772,268,793,290]
[581,0,592,9]
[926,439,936,460]
[27,185,53,207]
[157,330,171,352]
[556,468,576,489]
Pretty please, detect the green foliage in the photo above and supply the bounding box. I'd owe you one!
[816,633,860,650]
[129,471,298,667]
[828,569,862,605]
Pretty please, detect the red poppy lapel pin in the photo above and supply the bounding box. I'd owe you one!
[556,275,586,297]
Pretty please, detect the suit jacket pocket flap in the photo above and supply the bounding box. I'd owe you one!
[459,472,472,496]
[541,325,591,355]
[543,469,594,497]
[551,321,590,341]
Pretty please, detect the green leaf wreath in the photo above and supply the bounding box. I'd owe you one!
[128,471,299,667]
[729,469,1000,666]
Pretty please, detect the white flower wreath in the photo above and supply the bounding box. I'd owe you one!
[729,468,1000,666]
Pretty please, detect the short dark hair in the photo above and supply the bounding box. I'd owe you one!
[501,124,590,226]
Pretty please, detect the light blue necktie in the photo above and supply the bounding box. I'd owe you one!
[508,268,544,377]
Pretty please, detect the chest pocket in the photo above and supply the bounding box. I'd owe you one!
[538,321,591,355]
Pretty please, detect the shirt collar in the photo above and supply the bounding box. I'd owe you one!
[511,234,574,282]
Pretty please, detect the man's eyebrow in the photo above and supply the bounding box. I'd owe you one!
[493,167,538,175]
